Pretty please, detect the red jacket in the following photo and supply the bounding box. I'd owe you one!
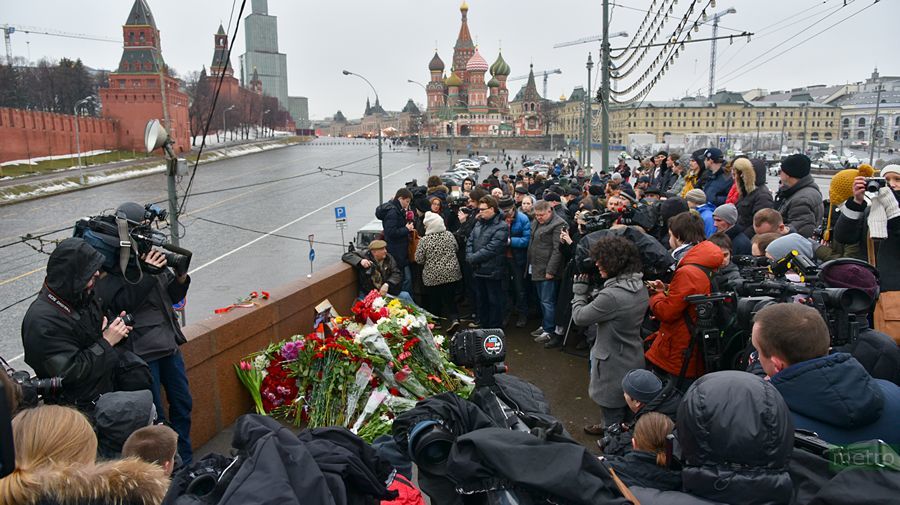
[645,241,724,378]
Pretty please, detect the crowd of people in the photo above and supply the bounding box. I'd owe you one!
[2,146,899,504]
[343,147,900,502]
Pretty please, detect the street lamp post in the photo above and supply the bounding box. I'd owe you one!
[755,111,764,157]
[344,70,384,203]
[407,80,431,174]
[869,84,884,165]
[586,53,594,172]
[73,96,94,185]
[260,108,270,139]
[222,105,235,142]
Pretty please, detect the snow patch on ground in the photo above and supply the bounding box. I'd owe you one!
[1,150,113,167]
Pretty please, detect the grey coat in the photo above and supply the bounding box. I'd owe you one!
[774,175,823,238]
[571,272,649,408]
[527,212,565,281]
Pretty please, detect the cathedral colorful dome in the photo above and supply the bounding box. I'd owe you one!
[490,51,510,77]
[466,48,489,73]
[487,77,500,88]
[428,52,445,72]
[460,1,469,12]
[445,73,463,87]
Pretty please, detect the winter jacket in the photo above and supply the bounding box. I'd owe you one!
[508,210,531,264]
[770,353,900,446]
[571,273,649,408]
[696,203,716,238]
[834,325,900,386]
[527,213,565,280]
[673,371,794,505]
[646,241,723,378]
[703,168,733,207]
[0,457,169,505]
[465,213,509,280]
[376,199,411,268]
[669,174,686,197]
[342,250,403,295]
[774,175,824,238]
[607,450,681,492]
[415,230,461,287]
[715,262,742,292]
[94,390,156,459]
[95,268,189,362]
[736,159,775,237]
[22,238,128,409]
[834,194,900,291]
[725,225,752,256]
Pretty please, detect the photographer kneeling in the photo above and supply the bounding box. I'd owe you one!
[22,238,150,411]
[572,236,649,434]
[94,202,193,464]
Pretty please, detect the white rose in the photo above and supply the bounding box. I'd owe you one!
[434,335,445,347]
[372,297,386,309]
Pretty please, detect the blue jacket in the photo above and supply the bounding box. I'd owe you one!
[771,353,900,446]
[509,211,530,264]
[703,169,733,207]
[696,203,716,238]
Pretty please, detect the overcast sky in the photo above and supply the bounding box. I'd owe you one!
[6,0,897,120]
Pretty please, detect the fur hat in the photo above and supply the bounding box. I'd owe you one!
[686,188,707,205]
[423,211,446,235]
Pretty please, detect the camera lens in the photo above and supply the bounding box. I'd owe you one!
[408,420,455,476]
[165,252,191,274]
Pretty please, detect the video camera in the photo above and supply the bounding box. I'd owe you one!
[404,179,427,199]
[1,355,63,409]
[73,203,192,282]
[732,255,770,282]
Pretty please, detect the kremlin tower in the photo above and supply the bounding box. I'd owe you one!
[424,1,516,137]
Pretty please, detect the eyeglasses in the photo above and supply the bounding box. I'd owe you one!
[478,207,490,212]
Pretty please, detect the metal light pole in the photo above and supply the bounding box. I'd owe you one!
[586,52,594,172]
[344,70,384,203]
[802,103,809,155]
[260,108,270,138]
[869,84,883,165]
[780,119,787,155]
[222,105,235,142]
[600,0,611,174]
[408,79,431,173]
[755,111,763,157]
[73,96,93,185]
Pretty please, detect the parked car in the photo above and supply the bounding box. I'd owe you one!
[476,155,490,165]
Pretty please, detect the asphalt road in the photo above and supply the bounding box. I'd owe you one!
[0,141,836,369]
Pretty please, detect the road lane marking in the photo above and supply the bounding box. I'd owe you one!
[188,162,417,275]
[0,266,45,287]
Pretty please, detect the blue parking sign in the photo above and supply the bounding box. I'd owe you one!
[334,206,347,221]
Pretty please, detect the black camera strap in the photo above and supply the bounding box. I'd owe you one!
[115,212,144,284]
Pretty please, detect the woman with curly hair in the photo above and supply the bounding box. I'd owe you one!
[572,236,650,434]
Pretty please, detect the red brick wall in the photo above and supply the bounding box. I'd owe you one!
[0,107,120,164]
[100,75,191,155]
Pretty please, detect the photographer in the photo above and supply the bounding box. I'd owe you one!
[22,238,147,411]
[751,303,900,445]
[645,213,723,382]
[572,236,649,433]
[94,202,192,464]
[834,165,900,339]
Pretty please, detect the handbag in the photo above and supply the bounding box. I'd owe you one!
[407,229,420,264]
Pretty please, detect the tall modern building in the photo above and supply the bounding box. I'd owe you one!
[240,0,288,109]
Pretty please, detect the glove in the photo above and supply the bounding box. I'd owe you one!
[572,279,590,296]
[868,187,900,239]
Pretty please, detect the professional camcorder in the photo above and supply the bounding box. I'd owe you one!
[73,203,192,282]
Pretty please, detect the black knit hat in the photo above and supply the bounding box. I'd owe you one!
[780,154,811,178]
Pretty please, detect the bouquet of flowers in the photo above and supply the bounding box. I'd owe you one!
[235,290,473,439]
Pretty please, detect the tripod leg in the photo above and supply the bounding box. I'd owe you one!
[561,314,574,350]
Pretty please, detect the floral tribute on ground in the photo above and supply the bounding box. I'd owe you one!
[235,290,473,441]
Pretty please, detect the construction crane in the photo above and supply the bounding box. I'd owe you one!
[553,32,628,49]
[707,7,738,97]
[508,69,562,99]
[2,24,119,64]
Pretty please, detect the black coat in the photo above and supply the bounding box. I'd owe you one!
[607,450,682,492]
[95,268,189,362]
[466,213,509,280]
[341,250,402,295]
[834,194,900,291]
[834,325,900,386]
[375,199,411,268]
[736,159,775,237]
[774,175,824,238]
[22,238,123,409]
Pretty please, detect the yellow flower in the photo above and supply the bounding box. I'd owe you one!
[388,299,402,308]
[334,316,344,325]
